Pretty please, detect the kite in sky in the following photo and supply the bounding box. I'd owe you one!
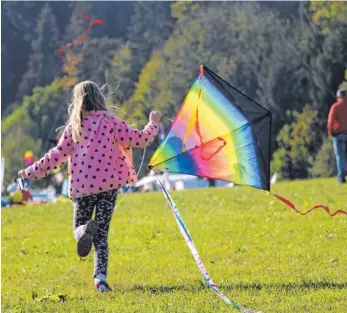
[148,65,346,312]
[149,65,271,191]
[58,14,104,56]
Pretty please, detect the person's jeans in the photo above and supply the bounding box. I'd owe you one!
[332,134,347,182]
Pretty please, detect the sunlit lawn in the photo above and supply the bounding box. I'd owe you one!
[2,178,346,313]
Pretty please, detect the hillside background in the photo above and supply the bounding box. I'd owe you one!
[2,1,347,186]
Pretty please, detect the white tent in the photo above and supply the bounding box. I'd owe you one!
[135,174,157,187]
[136,173,197,186]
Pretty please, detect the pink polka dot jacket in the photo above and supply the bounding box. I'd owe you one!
[22,110,158,200]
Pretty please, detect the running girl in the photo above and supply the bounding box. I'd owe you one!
[18,81,161,292]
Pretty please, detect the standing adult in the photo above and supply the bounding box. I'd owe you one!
[327,89,347,183]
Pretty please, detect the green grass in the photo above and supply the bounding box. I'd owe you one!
[2,178,347,313]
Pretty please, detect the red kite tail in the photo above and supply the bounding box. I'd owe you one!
[58,14,105,56]
[270,193,347,217]
[82,13,92,20]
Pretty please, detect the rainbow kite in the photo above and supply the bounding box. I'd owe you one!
[148,65,346,312]
[149,65,271,190]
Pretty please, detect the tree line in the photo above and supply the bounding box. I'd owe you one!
[2,1,347,186]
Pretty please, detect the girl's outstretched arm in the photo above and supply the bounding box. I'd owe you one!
[116,120,159,148]
[109,112,160,148]
[19,126,73,180]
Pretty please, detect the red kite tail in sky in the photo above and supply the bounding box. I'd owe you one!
[58,14,104,57]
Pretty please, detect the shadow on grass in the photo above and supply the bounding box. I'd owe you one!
[129,281,347,294]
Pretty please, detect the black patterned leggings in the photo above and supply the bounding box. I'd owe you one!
[73,189,118,277]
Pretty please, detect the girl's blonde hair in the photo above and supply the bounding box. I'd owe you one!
[68,81,108,141]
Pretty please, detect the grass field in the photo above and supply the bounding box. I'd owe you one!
[2,178,347,313]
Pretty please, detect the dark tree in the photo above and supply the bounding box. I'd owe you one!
[17,4,60,99]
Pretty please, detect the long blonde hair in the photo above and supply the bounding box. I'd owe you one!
[68,81,108,142]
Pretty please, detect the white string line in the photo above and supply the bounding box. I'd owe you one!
[162,115,174,122]
[55,125,66,132]
[114,147,147,211]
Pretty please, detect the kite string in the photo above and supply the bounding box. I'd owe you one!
[112,114,172,210]
[156,176,256,313]
[113,147,147,211]
[162,115,174,122]
[97,113,172,210]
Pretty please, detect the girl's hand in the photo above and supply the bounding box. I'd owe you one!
[18,169,27,179]
[149,111,162,124]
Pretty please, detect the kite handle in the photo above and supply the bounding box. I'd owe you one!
[17,178,29,193]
